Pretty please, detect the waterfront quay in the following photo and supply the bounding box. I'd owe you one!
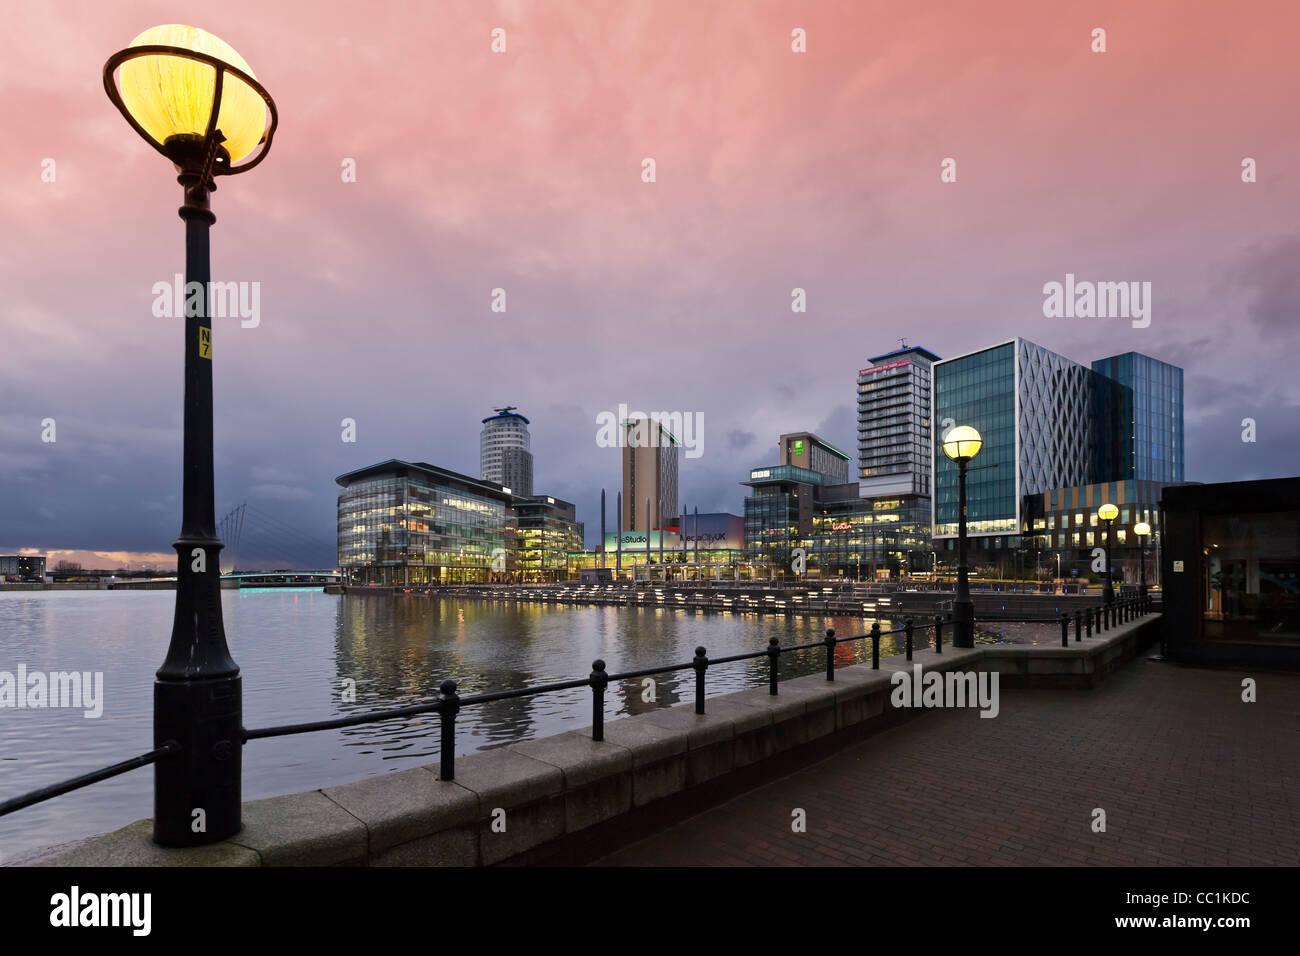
[328,581,1126,624]
[596,647,1300,867]
[31,603,1171,866]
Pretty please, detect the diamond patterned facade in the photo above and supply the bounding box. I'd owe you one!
[932,338,1182,543]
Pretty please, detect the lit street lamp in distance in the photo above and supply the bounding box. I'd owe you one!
[1097,502,1119,605]
[1134,521,1152,598]
[941,425,983,648]
[103,23,277,848]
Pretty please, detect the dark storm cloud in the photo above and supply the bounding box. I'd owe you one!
[726,429,756,451]
[2,1,1299,565]
[1227,234,1300,338]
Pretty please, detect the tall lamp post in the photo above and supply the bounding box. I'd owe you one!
[1097,503,1119,605]
[942,425,982,648]
[104,25,277,847]
[1134,521,1151,598]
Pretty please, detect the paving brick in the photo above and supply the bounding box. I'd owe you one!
[594,654,1300,867]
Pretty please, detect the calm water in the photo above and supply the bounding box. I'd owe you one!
[0,589,903,861]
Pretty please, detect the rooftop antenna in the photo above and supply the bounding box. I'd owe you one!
[898,337,909,350]
[493,405,518,416]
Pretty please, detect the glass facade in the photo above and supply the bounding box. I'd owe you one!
[813,496,932,578]
[743,476,931,578]
[933,342,1018,538]
[933,340,1184,545]
[1091,352,1185,483]
[514,496,584,582]
[337,461,514,585]
[744,483,802,567]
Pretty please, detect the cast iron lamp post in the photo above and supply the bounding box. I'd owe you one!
[1134,521,1151,598]
[104,24,277,847]
[1097,503,1119,606]
[942,425,982,648]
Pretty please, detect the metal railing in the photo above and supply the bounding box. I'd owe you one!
[0,594,1152,819]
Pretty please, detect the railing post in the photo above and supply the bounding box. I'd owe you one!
[1060,612,1069,647]
[590,659,608,741]
[871,622,880,670]
[904,617,914,661]
[1074,609,1082,643]
[1086,607,1092,638]
[767,637,781,695]
[693,646,708,715]
[934,613,943,654]
[824,629,836,681]
[1103,604,1110,631]
[438,679,459,781]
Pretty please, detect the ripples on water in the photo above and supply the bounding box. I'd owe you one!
[0,589,907,860]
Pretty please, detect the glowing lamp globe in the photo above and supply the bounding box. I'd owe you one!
[942,425,983,464]
[1098,503,1119,522]
[104,25,277,174]
[1134,522,1151,537]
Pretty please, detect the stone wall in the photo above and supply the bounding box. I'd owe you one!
[35,614,1162,867]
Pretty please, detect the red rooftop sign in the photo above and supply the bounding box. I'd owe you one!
[858,359,912,376]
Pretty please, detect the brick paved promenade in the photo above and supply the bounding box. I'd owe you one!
[596,652,1300,866]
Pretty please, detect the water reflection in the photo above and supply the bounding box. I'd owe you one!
[0,589,914,860]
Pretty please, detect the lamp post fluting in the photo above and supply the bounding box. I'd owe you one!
[1098,503,1118,606]
[104,24,277,847]
[942,425,982,648]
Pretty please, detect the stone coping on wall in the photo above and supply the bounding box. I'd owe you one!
[32,614,1161,867]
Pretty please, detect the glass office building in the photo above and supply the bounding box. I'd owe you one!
[932,341,1021,540]
[1091,352,1185,483]
[514,495,584,583]
[932,339,1185,551]
[337,459,515,585]
[814,494,933,579]
[742,465,930,578]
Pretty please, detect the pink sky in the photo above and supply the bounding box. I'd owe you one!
[2,0,1298,563]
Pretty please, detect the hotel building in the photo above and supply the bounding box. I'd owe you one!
[779,432,851,484]
[621,416,679,533]
[858,345,940,497]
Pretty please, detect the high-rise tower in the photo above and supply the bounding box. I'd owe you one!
[480,406,533,496]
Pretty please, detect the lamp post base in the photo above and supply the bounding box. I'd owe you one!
[152,675,242,847]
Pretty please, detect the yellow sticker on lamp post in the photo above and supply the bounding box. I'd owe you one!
[199,327,212,359]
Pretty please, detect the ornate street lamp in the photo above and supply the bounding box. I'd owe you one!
[1097,503,1119,606]
[104,24,277,848]
[1134,521,1151,598]
[942,425,982,648]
